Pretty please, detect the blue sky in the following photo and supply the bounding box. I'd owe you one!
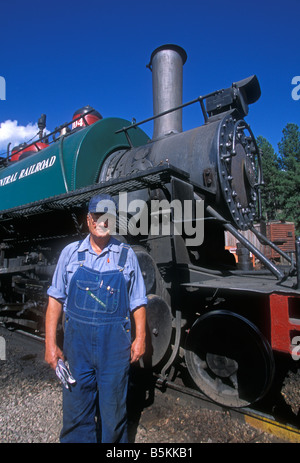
[0,0,299,155]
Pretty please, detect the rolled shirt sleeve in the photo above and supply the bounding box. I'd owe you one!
[126,248,148,311]
[47,243,75,305]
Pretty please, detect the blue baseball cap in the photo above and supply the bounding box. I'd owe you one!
[88,194,117,216]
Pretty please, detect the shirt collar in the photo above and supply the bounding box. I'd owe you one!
[78,235,121,255]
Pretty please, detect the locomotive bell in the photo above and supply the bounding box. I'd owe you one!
[147,44,187,140]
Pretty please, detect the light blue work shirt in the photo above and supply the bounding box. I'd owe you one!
[47,235,147,312]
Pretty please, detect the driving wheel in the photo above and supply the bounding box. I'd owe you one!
[185,310,275,408]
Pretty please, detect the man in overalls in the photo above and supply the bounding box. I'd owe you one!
[45,194,147,443]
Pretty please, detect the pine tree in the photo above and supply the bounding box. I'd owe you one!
[256,136,284,221]
[277,123,300,233]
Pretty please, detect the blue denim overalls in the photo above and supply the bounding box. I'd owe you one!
[60,243,131,443]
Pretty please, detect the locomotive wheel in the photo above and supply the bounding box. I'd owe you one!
[131,245,156,295]
[142,294,173,367]
[185,310,275,408]
[132,245,172,367]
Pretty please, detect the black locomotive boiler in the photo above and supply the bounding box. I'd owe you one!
[0,44,299,410]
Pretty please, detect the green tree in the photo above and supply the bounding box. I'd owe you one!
[277,123,300,233]
[256,135,284,221]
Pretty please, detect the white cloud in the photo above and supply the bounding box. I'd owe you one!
[0,120,39,154]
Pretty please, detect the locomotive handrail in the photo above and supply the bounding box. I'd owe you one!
[114,90,222,138]
[1,109,96,162]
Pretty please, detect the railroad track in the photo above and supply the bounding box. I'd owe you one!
[155,375,300,443]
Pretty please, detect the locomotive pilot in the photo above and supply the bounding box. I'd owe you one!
[44,193,147,443]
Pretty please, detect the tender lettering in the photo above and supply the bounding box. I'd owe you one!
[0,172,18,186]
[0,155,56,187]
[18,155,56,179]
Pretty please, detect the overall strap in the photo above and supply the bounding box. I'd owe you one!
[118,243,130,270]
[76,240,85,263]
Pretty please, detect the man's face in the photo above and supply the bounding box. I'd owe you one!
[87,212,111,239]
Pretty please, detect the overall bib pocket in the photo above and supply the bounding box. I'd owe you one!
[75,280,120,313]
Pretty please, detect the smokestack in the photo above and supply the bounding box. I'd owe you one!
[148,44,187,140]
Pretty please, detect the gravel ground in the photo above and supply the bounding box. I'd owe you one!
[0,326,296,444]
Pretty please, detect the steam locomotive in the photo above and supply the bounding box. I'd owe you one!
[0,44,299,410]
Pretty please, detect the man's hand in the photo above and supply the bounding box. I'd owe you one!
[130,337,146,363]
[130,305,146,363]
[45,296,64,370]
[45,343,64,370]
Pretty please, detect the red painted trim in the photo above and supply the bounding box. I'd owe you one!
[270,294,300,355]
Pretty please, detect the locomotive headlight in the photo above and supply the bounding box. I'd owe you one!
[206,75,261,118]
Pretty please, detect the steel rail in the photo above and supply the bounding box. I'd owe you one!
[155,375,300,443]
